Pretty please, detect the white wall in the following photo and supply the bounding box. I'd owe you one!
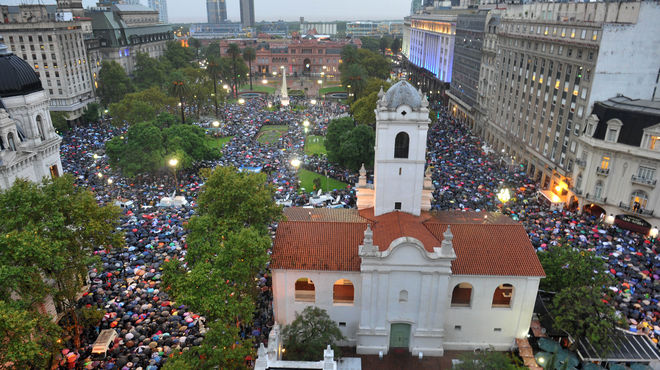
[444,275,541,351]
[589,2,660,106]
[272,269,362,345]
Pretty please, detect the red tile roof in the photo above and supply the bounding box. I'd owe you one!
[271,207,545,277]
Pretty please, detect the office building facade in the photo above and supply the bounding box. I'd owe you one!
[478,2,660,205]
[148,0,168,23]
[207,0,227,24]
[447,12,487,128]
[239,0,255,28]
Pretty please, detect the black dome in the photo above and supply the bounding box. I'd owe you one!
[0,43,43,98]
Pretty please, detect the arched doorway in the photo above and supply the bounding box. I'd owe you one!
[389,323,411,353]
[303,58,311,76]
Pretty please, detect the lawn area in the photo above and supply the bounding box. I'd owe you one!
[298,169,348,193]
[239,84,276,94]
[257,125,288,144]
[208,136,233,149]
[319,86,346,95]
[305,135,326,155]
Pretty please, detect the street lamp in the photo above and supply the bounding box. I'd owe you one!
[107,178,113,185]
[222,84,229,90]
[310,99,316,105]
[238,98,245,105]
[650,226,659,239]
[303,119,310,134]
[262,79,268,84]
[291,158,301,170]
[212,120,220,127]
[168,158,179,195]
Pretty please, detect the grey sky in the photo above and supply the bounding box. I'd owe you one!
[3,0,410,23]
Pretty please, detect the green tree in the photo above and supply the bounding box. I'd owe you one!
[379,36,391,55]
[351,91,379,126]
[0,301,63,369]
[391,37,402,55]
[162,166,281,369]
[358,49,390,80]
[453,348,525,370]
[325,117,355,164]
[188,37,202,59]
[552,285,624,353]
[50,111,69,132]
[538,244,612,293]
[97,61,133,106]
[82,102,100,123]
[109,87,178,126]
[163,40,194,69]
[0,176,123,348]
[207,57,223,118]
[168,73,189,124]
[341,64,367,102]
[243,47,256,90]
[205,41,221,59]
[338,124,375,170]
[359,37,380,53]
[106,121,165,176]
[281,307,345,361]
[133,52,166,90]
[227,43,242,98]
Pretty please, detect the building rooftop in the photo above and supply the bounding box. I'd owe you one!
[591,96,660,147]
[382,80,423,110]
[0,41,43,98]
[271,207,545,277]
[112,4,157,13]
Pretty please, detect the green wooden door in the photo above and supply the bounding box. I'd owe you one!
[389,323,411,349]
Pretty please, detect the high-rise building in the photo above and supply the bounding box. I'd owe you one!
[446,11,488,128]
[476,2,660,203]
[239,0,254,28]
[206,0,227,24]
[148,0,168,23]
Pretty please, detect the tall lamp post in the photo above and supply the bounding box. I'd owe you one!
[168,158,179,195]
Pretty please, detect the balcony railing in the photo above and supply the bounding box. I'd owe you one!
[619,202,654,216]
[585,194,605,203]
[596,167,609,176]
[631,175,657,187]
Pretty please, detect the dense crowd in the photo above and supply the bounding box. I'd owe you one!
[55,95,660,368]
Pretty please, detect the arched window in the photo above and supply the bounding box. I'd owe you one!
[394,132,409,159]
[630,190,649,211]
[492,283,514,307]
[7,132,16,151]
[294,278,315,302]
[451,282,473,307]
[399,290,408,303]
[333,279,354,304]
[36,115,45,141]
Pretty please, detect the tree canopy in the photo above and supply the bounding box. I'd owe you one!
[109,87,178,126]
[163,167,281,368]
[538,244,612,293]
[0,175,123,351]
[106,115,219,176]
[325,117,374,170]
[281,306,345,361]
[133,52,168,90]
[453,349,525,370]
[97,61,133,106]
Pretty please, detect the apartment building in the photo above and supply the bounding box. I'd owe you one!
[479,1,660,206]
[0,5,95,122]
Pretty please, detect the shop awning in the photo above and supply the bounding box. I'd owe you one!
[614,214,651,235]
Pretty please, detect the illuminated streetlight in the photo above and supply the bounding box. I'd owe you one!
[310,99,316,105]
[222,84,229,90]
[497,188,511,204]
[238,98,245,104]
[317,79,322,85]
[97,172,103,178]
[650,226,659,239]
[168,158,178,167]
[107,178,113,185]
[267,102,272,108]
[262,79,268,84]
[303,120,310,128]
[169,158,179,195]
[93,153,99,160]
[212,120,220,127]
[290,158,301,169]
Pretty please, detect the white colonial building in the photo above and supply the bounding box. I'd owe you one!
[573,96,660,231]
[0,40,62,190]
[271,81,545,356]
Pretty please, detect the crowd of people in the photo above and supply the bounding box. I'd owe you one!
[55,95,660,368]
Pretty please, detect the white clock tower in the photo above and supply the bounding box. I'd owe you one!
[356,80,433,216]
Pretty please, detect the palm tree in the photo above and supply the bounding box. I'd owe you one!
[207,57,222,118]
[227,43,241,98]
[243,47,256,90]
[168,77,189,123]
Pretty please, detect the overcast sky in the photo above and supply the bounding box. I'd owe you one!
[3,0,410,23]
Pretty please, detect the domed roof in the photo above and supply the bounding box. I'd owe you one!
[382,80,422,110]
[0,42,43,98]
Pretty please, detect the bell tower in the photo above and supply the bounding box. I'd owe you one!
[371,81,431,216]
